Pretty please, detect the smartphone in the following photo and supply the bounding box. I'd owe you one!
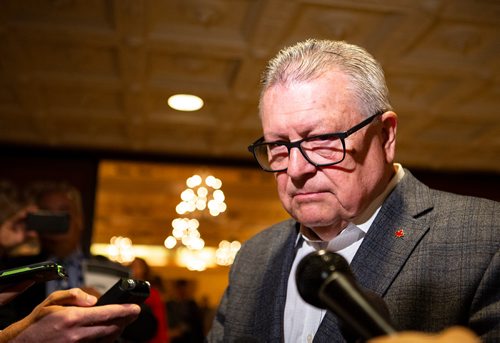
[96,278,150,306]
[0,261,68,289]
[26,211,70,234]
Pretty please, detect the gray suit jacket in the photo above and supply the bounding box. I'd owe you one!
[207,170,500,342]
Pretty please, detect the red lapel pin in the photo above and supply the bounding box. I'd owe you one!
[395,229,405,238]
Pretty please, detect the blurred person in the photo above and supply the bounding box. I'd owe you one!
[129,257,169,343]
[0,206,40,306]
[0,181,95,321]
[0,181,141,342]
[0,205,38,257]
[199,295,216,337]
[24,181,87,294]
[0,180,38,258]
[0,181,158,341]
[167,279,204,343]
[207,39,499,342]
[0,181,40,305]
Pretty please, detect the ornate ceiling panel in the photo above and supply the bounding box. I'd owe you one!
[1,0,499,171]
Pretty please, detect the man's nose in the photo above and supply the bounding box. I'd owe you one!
[286,147,316,178]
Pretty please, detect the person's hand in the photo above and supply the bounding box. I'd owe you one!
[0,205,38,250]
[368,326,480,343]
[0,288,141,343]
[80,285,102,298]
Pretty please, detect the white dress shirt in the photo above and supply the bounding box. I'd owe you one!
[284,164,405,342]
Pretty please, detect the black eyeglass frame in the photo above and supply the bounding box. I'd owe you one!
[247,110,385,172]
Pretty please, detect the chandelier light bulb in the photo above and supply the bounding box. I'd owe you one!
[187,174,202,188]
[190,238,205,250]
[215,239,241,266]
[164,236,177,249]
[196,199,207,210]
[218,202,227,213]
[181,189,195,201]
[197,187,208,197]
[213,189,225,202]
[188,218,199,230]
[172,226,185,239]
[212,178,222,189]
[205,175,215,187]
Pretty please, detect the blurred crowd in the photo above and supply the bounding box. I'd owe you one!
[0,179,213,342]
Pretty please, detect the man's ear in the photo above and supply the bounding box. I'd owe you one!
[381,111,397,163]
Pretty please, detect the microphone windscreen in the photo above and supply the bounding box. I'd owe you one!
[295,250,352,308]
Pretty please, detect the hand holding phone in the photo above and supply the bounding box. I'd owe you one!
[96,278,150,306]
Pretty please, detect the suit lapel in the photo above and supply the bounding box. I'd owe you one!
[314,171,434,341]
[351,171,433,296]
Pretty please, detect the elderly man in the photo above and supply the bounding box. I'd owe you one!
[207,39,499,342]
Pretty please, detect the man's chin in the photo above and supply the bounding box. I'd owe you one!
[292,210,345,238]
[301,224,343,242]
[293,203,336,223]
[294,214,337,230]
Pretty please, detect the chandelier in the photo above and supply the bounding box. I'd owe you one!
[166,174,227,252]
[107,236,135,263]
[164,173,240,270]
[175,175,226,217]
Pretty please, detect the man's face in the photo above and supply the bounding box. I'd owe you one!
[260,70,396,240]
[38,190,83,255]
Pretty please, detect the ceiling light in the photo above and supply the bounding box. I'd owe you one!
[168,94,204,111]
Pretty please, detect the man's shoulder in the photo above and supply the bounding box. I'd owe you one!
[231,218,297,269]
[244,218,297,246]
[397,169,499,210]
[395,170,500,238]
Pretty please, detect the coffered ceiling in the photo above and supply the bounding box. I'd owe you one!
[1,1,499,265]
[0,0,499,172]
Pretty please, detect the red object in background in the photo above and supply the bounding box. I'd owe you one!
[145,286,169,343]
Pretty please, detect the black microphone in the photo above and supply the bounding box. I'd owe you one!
[295,250,397,340]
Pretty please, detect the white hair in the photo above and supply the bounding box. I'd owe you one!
[260,39,392,117]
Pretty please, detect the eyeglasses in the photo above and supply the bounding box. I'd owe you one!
[247,111,385,172]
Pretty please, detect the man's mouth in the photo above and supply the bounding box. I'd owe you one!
[293,191,326,201]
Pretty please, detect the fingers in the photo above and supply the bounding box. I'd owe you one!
[437,327,481,343]
[43,288,97,307]
[66,306,140,341]
[82,304,141,327]
[4,288,141,343]
[11,205,38,224]
[40,288,141,320]
[368,326,480,343]
[80,286,102,298]
[8,305,140,343]
[0,205,39,249]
